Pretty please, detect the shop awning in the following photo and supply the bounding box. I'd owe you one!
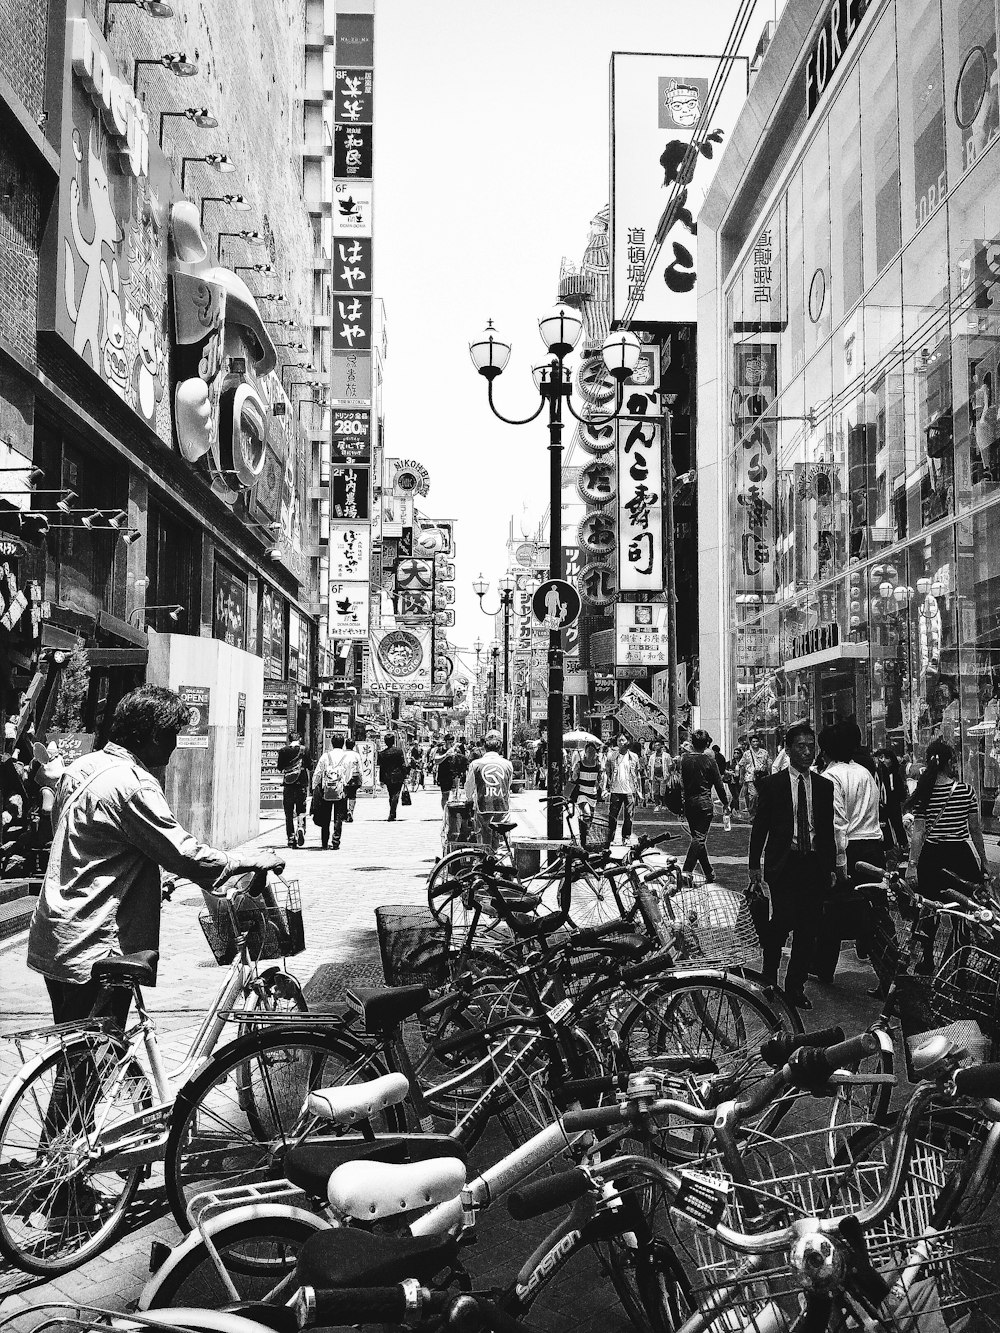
[784,642,870,672]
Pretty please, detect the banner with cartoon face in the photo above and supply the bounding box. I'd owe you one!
[369,627,433,691]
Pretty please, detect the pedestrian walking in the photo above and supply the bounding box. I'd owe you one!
[814,721,886,985]
[727,742,745,815]
[604,735,644,845]
[276,730,309,848]
[408,743,425,790]
[570,740,604,847]
[377,732,409,820]
[312,734,350,849]
[740,733,772,819]
[905,738,989,970]
[679,729,731,882]
[342,738,363,821]
[534,738,547,788]
[874,747,909,856]
[748,720,837,1009]
[465,730,513,849]
[647,740,672,808]
[437,737,469,809]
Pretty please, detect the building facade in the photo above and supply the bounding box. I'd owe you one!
[699,0,1000,829]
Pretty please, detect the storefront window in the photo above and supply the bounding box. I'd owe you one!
[942,0,999,184]
[897,0,947,240]
[947,144,1000,508]
[955,507,1000,831]
[802,121,832,359]
[860,260,904,558]
[829,66,864,325]
[860,4,902,280]
[900,528,961,762]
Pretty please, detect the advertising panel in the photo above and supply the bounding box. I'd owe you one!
[732,344,777,595]
[333,182,373,236]
[615,603,670,667]
[335,67,374,122]
[333,237,373,294]
[329,521,371,581]
[332,294,372,350]
[369,627,433,692]
[330,351,372,406]
[331,408,371,464]
[177,686,210,748]
[40,1,172,442]
[616,417,664,592]
[213,559,248,650]
[610,52,748,323]
[331,465,370,519]
[328,579,370,640]
[335,12,374,67]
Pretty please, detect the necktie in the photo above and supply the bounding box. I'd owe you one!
[796,774,809,853]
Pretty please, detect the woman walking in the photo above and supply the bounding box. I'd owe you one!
[874,747,908,856]
[679,729,731,882]
[906,738,989,970]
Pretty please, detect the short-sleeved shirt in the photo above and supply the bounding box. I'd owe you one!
[28,743,230,985]
[921,780,977,843]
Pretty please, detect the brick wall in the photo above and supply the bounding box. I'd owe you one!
[0,142,43,361]
[0,0,50,122]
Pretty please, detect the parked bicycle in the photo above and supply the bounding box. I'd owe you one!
[0,871,305,1275]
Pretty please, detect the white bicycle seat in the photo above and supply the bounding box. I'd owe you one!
[308,1072,409,1124]
[327,1156,467,1220]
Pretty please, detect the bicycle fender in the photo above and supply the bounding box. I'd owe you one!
[138,1203,325,1311]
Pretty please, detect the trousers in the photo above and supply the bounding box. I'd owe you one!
[761,850,825,994]
[683,799,715,876]
[316,797,347,847]
[43,977,133,1143]
[282,779,307,841]
[608,792,635,841]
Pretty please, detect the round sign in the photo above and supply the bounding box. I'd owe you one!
[531,579,581,630]
[576,459,616,507]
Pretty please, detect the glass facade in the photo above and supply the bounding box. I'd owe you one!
[726,0,1000,831]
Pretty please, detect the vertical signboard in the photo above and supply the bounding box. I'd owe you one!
[177,686,211,748]
[616,417,664,591]
[732,344,778,594]
[213,559,248,650]
[610,52,748,323]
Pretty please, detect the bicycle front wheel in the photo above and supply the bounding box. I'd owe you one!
[165,1028,400,1231]
[141,1211,325,1310]
[0,1034,152,1275]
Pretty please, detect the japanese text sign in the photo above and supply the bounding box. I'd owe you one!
[616,416,664,592]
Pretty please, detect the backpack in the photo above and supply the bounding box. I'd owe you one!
[281,746,303,786]
[321,754,345,801]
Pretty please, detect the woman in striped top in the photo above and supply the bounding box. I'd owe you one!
[571,741,604,848]
[905,738,988,899]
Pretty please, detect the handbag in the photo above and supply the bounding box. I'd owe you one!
[739,876,770,949]
[401,787,412,807]
[310,790,324,826]
[664,774,685,816]
[346,774,362,797]
[821,877,873,942]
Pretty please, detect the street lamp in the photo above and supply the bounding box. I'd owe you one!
[473,573,516,756]
[127,604,184,627]
[158,107,218,146]
[133,52,198,98]
[470,307,640,839]
[180,153,236,192]
[103,0,173,35]
[200,194,252,224]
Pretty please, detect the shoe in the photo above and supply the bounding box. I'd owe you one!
[296,828,305,847]
[331,843,340,850]
[704,873,716,884]
[867,984,887,998]
[785,991,812,1010]
[346,814,353,822]
[287,839,296,848]
[388,814,396,821]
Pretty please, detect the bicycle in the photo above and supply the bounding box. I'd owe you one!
[0,871,306,1275]
[539,1031,1000,1333]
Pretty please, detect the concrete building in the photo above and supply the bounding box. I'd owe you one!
[699,0,1000,831]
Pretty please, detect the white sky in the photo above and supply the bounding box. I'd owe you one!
[374,0,779,669]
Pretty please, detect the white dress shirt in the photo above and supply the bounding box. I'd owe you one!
[788,768,814,850]
[823,760,882,868]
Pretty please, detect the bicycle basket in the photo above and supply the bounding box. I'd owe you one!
[667,880,762,969]
[931,943,1000,1044]
[199,880,305,965]
[584,801,611,850]
[376,905,452,987]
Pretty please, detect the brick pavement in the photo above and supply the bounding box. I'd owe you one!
[0,789,881,1326]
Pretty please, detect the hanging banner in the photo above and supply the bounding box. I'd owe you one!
[332,465,370,519]
[330,351,371,407]
[732,344,777,594]
[610,52,748,324]
[619,682,670,737]
[616,603,670,668]
[333,181,372,236]
[329,521,370,581]
[616,416,664,591]
[329,579,370,640]
[331,408,371,464]
[357,738,378,790]
[369,626,433,692]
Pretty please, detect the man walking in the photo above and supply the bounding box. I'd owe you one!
[276,730,309,848]
[647,740,671,808]
[377,733,409,820]
[437,736,469,809]
[341,738,363,822]
[465,731,513,849]
[605,735,644,845]
[748,720,836,1010]
[740,733,772,818]
[312,734,349,849]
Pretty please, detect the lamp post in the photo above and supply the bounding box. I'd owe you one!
[472,574,515,755]
[470,309,641,840]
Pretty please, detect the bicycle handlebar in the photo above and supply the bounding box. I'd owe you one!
[508,1169,591,1220]
[952,1063,1000,1098]
[297,1285,515,1332]
[759,1026,845,1068]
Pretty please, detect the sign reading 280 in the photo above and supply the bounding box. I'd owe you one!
[331,408,371,463]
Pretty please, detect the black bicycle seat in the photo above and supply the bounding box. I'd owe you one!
[297,1226,458,1287]
[493,819,518,834]
[286,1134,468,1200]
[346,985,430,1033]
[91,949,158,988]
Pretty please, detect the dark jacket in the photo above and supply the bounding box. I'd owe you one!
[377,744,408,787]
[437,749,469,791]
[749,768,836,877]
[680,752,728,807]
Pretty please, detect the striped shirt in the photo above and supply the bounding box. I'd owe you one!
[920,780,977,842]
[575,760,601,802]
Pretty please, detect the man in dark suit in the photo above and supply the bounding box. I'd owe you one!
[748,720,836,1009]
[376,733,409,821]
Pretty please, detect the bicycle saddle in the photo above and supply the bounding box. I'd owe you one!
[493,819,518,834]
[347,985,430,1032]
[297,1226,459,1287]
[286,1134,468,1201]
[327,1155,467,1220]
[309,1071,409,1124]
[91,949,159,987]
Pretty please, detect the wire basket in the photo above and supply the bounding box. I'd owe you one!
[931,943,1000,1047]
[653,1119,1000,1333]
[199,881,305,965]
[376,904,452,987]
[582,801,612,851]
[664,880,762,969]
